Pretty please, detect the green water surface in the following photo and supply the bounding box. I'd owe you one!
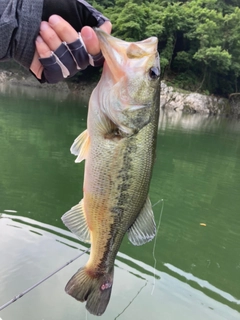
[0,84,239,320]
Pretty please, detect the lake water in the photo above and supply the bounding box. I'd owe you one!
[0,84,239,320]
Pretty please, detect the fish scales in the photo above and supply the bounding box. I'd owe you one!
[62,29,160,316]
[87,127,156,268]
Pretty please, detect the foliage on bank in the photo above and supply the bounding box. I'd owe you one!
[89,0,240,96]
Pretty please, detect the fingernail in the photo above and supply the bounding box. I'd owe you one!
[36,36,44,43]
[49,15,61,26]
[40,21,49,31]
[81,27,93,40]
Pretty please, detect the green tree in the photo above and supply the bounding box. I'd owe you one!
[223,7,240,92]
[93,0,240,95]
[106,0,148,41]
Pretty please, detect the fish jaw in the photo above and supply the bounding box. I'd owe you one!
[94,29,128,83]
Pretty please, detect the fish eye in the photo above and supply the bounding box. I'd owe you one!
[149,67,160,80]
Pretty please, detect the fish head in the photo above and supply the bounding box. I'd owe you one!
[94,29,160,135]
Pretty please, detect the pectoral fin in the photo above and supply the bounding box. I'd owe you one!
[70,129,90,163]
[127,197,156,246]
[61,199,91,243]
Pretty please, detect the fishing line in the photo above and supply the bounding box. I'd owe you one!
[151,198,164,295]
[114,281,147,319]
[0,248,89,312]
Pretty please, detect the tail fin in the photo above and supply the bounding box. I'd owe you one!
[65,267,114,316]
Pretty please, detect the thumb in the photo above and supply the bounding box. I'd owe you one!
[81,21,112,56]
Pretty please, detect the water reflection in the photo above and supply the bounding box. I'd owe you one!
[0,82,70,103]
[159,109,240,133]
[0,214,239,320]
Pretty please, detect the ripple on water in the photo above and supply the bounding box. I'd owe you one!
[0,214,239,320]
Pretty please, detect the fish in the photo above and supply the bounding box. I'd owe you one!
[61,28,160,316]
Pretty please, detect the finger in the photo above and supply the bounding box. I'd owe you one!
[40,21,62,51]
[48,15,78,43]
[81,27,99,56]
[81,21,112,56]
[100,21,112,35]
[35,35,52,58]
[30,49,44,79]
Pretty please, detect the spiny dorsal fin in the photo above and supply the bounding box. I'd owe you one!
[127,197,156,246]
[61,199,91,243]
[70,129,90,163]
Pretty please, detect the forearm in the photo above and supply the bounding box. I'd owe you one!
[0,0,44,68]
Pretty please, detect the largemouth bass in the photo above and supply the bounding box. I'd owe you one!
[62,29,160,316]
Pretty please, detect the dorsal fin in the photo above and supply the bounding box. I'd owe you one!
[127,197,156,246]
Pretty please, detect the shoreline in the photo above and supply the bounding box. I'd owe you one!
[0,69,239,118]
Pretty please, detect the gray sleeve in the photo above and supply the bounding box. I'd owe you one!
[0,0,44,69]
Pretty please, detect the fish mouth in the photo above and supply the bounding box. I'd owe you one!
[94,29,159,83]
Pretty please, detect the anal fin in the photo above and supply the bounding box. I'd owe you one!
[61,199,91,243]
[127,197,156,246]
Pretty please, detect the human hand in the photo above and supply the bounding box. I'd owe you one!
[30,15,112,83]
